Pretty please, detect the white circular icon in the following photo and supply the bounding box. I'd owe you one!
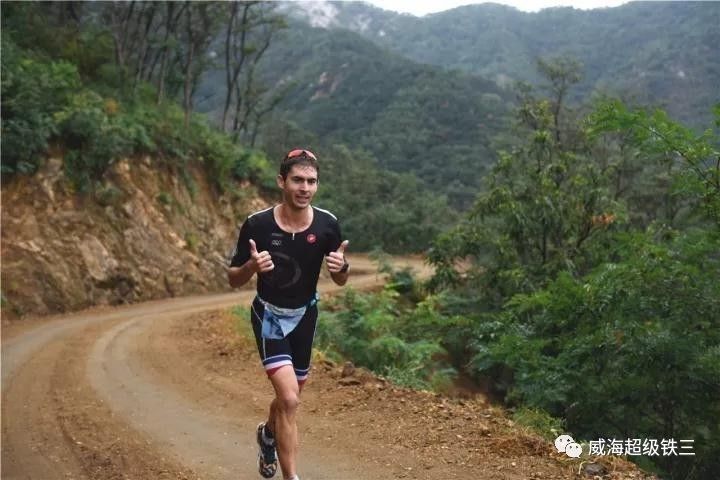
[554,434,575,453]
[565,442,582,458]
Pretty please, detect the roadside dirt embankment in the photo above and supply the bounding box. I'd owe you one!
[2,153,267,319]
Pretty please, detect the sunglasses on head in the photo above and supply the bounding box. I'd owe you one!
[286,149,317,160]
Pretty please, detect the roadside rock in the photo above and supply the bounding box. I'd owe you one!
[582,462,608,476]
[1,154,268,319]
[79,235,119,283]
[341,361,356,378]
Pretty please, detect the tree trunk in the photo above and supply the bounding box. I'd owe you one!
[155,2,186,104]
[183,40,194,128]
[222,3,239,131]
[133,3,158,93]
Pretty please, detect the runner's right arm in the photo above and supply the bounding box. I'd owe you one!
[228,239,275,288]
[228,261,257,288]
[227,215,275,289]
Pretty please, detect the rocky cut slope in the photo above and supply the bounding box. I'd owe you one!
[1,153,268,319]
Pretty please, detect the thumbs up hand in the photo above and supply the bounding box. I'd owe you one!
[249,239,274,273]
[326,240,349,274]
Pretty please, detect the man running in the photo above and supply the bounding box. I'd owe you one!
[227,149,349,480]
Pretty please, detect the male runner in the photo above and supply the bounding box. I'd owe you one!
[227,149,349,480]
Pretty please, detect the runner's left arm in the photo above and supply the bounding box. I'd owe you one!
[326,220,349,286]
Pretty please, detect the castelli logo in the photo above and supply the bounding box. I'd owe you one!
[306,234,317,244]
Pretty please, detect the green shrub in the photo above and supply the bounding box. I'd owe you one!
[94,183,123,207]
[184,232,199,252]
[115,104,156,152]
[196,124,237,192]
[1,36,80,174]
[317,287,458,391]
[511,406,565,441]
[56,91,132,191]
[233,149,276,190]
[470,228,720,479]
[156,191,173,206]
[150,104,191,163]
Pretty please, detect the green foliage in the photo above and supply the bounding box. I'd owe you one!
[384,266,422,301]
[56,91,133,191]
[361,69,508,207]
[94,183,124,207]
[317,285,458,391]
[511,406,565,441]
[122,104,267,194]
[323,1,719,129]
[2,8,274,195]
[429,72,622,297]
[184,232,199,252]
[1,3,113,79]
[315,262,470,391]
[1,35,80,174]
[427,96,720,478]
[219,25,512,209]
[156,192,173,206]
[314,144,457,253]
[588,99,720,226]
[232,149,276,190]
[474,229,720,479]
[413,53,719,476]
[537,56,583,92]
[188,116,239,192]
[149,105,193,161]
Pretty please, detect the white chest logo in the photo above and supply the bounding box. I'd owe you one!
[271,239,282,247]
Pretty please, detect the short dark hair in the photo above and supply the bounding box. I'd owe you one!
[280,149,319,179]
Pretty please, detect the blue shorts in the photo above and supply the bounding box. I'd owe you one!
[250,297,318,384]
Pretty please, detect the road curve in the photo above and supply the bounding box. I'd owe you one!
[2,255,430,480]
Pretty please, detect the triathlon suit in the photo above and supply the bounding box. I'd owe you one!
[230,206,342,384]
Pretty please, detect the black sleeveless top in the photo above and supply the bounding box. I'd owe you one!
[230,206,342,308]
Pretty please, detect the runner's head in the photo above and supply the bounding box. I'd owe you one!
[278,149,319,210]
[280,149,318,180]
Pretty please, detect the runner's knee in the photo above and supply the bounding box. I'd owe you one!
[277,392,300,414]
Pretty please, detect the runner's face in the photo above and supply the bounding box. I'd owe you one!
[278,164,318,210]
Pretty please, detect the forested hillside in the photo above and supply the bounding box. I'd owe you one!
[197,21,513,208]
[311,60,720,480]
[194,0,720,210]
[282,1,720,128]
[2,2,454,255]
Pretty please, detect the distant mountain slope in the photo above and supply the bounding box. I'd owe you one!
[198,22,514,207]
[283,1,719,127]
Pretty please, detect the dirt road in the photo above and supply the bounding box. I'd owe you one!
[2,255,634,480]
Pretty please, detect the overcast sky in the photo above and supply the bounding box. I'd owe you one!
[363,0,631,15]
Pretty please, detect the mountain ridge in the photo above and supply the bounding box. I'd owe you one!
[280,1,719,127]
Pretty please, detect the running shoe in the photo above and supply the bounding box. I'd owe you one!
[256,422,278,478]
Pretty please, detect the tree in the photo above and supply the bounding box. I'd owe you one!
[430,96,720,479]
[0,37,81,175]
[222,2,285,143]
[101,1,186,100]
[536,56,583,146]
[429,57,618,295]
[179,3,223,128]
[588,100,720,227]
[153,2,188,104]
[476,228,720,480]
